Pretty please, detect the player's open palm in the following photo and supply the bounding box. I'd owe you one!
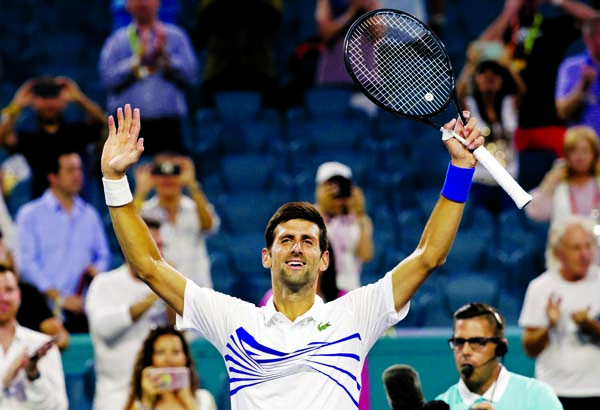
[101,104,144,179]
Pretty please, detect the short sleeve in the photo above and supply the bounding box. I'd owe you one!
[519,279,549,328]
[176,279,256,352]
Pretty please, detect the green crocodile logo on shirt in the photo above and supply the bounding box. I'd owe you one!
[317,322,332,331]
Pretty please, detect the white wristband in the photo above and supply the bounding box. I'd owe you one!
[103,176,133,207]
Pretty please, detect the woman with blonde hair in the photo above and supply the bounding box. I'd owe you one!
[525,125,600,223]
[124,325,216,410]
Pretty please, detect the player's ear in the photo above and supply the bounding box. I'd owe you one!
[262,248,272,269]
[319,249,329,272]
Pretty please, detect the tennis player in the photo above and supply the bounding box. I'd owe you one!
[101,104,483,409]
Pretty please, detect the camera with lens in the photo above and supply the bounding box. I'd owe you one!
[151,162,181,176]
[32,77,64,98]
[328,175,353,199]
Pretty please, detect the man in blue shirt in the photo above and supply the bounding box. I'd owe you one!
[99,0,198,156]
[556,17,600,137]
[15,151,110,333]
[436,303,562,410]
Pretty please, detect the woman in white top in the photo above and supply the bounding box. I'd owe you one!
[526,125,600,224]
[124,325,217,410]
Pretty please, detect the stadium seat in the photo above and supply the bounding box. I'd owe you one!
[418,275,454,327]
[441,270,501,313]
[209,251,236,295]
[214,91,263,123]
[443,229,490,273]
[7,178,32,219]
[226,232,271,305]
[304,86,354,118]
[397,209,425,253]
[219,153,276,192]
[217,192,282,234]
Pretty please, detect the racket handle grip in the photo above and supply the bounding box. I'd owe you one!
[472,146,532,209]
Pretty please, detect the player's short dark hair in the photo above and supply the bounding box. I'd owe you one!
[264,202,328,253]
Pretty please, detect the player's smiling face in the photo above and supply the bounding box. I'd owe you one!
[263,219,328,293]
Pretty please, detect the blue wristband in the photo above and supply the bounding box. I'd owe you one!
[441,162,475,203]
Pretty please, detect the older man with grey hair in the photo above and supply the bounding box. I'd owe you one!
[519,215,600,410]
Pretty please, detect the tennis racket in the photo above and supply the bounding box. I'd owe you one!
[344,9,532,209]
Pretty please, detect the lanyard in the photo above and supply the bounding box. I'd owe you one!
[510,13,543,60]
[523,13,543,57]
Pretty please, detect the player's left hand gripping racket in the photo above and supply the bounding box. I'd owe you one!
[344,9,532,209]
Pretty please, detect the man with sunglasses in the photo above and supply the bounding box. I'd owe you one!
[436,303,562,410]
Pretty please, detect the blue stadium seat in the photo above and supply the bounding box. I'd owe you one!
[397,209,425,253]
[219,153,277,192]
[372,110,411,141]
[497,209,549,275]
[214,91,263,123]
[441,270,501,313]
[7,178,32,219]
[226,232,272,305]
[209,251,236,295]
[217,192,282,234]
[496,292,523,327]
[418,275,454,327]
[412,149,449,190]
[219,117,284,155]
[361,230,397,286]
[443,229,491,273]
[304,87,354,118]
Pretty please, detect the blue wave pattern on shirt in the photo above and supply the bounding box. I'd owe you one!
[225,327,363,407]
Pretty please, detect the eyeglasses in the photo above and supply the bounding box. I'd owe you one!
[448,337,501,351]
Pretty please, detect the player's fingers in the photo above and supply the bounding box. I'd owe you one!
[131,108,141,139]
[467,134,485,151]
[116,108,124,133]
[136,138,145,154]
[123,104,132,132]
[464,122,481,148]
[442,118,457,130]
[108,116,116,137]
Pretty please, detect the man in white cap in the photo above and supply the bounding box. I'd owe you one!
[314,161,374,291]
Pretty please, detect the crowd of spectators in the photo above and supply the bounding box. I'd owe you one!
[2,0,600,408]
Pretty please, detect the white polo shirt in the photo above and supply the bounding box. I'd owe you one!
[177,271,407,409]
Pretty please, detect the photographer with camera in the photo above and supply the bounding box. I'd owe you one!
[133,152,220,290]
[314,161,373,292]
[0,76,106,199]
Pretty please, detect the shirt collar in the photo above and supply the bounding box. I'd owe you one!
[41,189,84,213]
[458,365,510,406]
[263,295,325,325]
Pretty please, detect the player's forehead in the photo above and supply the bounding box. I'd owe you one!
[454,317,494,337]
[273,219,320,240]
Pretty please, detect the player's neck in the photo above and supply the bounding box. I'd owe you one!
[272,288,316,322]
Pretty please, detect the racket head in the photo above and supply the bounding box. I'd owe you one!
[344,9,458,124]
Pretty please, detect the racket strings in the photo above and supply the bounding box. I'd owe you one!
[346,12,453,116]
